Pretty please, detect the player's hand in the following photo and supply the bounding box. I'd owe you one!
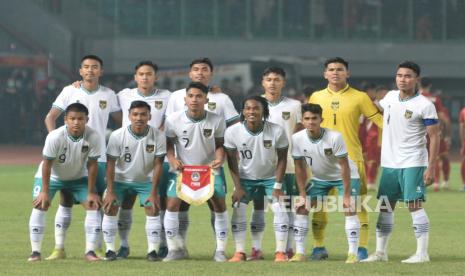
[103,191,117,213]
[294,193,308,214]
[170,159,184,171]
[209,85,221,93]
[232,187,246,206]
[343,194,354,213]
[272,189,284,201]
[88,192,102,210]
[423,167,434,186]
[211,159,223,169]
[72,80,82,88]
[33,192,50,210]
[145,194,160,212]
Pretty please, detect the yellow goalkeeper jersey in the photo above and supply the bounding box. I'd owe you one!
[309,84,383,162]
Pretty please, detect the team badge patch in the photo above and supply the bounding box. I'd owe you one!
[208,102,216,111]
[404,110,413,119]
[155,101,163,110]
[99,100,107,109]
[331,100,339,111]
[282,111,290,120]
[263,140,272,149]
[146,145,154,153]
[203,129,212,138]
[324,148,333,156]
[176,165,214,206]
[81,145,89,153]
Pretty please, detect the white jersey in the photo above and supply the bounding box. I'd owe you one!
[379,90,438,168]
[267,97,302,174]
[165,110,226,166]
[224,121,289,180]
[166,88,239,123]
[117,88,171,128]
[292,128,359,181]
[35,125,101,181]
[52,85,120,162]
[107,125,166,183]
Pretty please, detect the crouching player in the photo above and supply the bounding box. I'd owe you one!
[102,101,166,261]
[291,103,361,263]
[225,95,290,262]
[28,103,102,261]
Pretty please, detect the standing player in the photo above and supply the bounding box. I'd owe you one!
[43,55,121,260]
[115,61,171,258]
[102,101,166,261]
[163,82,228,262]
[308,57,383,260]
[460,107,465,191]
[291,103,361,263]
[28,103,102,261]
[225,96,290,262]
[165,58,239,253]
[247,67,302,260]
[363,61,439,263]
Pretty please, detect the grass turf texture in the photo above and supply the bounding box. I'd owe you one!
[1,164,464,275]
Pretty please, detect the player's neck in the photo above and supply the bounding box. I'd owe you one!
[246,120,263,133]
[187,109,206,121]
[328,82,348,93]
[138,86,155,96]
[307,128,323,140]
[130,125,149,136]
[399,89,417,100]
[264,92,282,104]
[82,80,99,92]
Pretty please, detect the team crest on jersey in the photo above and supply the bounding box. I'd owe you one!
[81,145,89,153]
[263,140,272,149]
[146,145,154,153]
[99,100,107,109]
[331,100,339,111]
[324,148,333,156]
[282,111,290,120]
[203,129,212,138]
[155,101,163,110]
[404,110,413,119]
[208,102,217,111]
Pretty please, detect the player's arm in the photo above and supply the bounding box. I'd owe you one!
[438,111,452,142]
[166,137,183,170]
[460,115,465,150]
[226,149,245,205]
[338,156,353,214]
[146,156,164,212]
[87,158,101,209]
[294,157,308,212]
[103,157,117,212]
[273,147,288,199]
[44,107,63,132]
[33,159,53,210]
[110,111,123,127]
[360,93,383,129]
[425,123,440,186]
[211,137,225,169]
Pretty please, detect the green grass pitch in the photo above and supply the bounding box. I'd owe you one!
[1,164,464,275]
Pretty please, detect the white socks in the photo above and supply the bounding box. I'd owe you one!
[293,214,308,254]
[54,205,72,250]
[375,212,393,254]
[102,215,118,252]
[85,210,102,253]
[164,210,180,251]
[272,202,289,252]
[345,215,360,255]
[411,209,429,256]
[178,211,189,248]
[118,208,132,248]
[231,203,247,253]
[250,209,265,250]
[29,208,46,252]
[214,211,228,252]
[146,215,162,253]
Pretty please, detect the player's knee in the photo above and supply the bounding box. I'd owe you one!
[179,201,190,211]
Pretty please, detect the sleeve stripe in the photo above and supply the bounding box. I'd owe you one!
[43,155,55,160]
[366,111,380,119]
[276,146,289,150]
[226,115,240,123]
[106,154,119,159]
[292,156,304,160]
[335,153,348,158]
[88,155,100,160]
[155,154,166,158]
[224,146,237,151]
[51,104,64,111]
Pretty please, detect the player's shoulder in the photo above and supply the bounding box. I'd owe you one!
[109,126,125,138]
[265,120,284,133]
[172,88,186,97]
[324,128,344,141]
[292,128,307,139]
[47,125,67,140]
[117,88,133,97]
[166,109,184,121]
[85,125,102,140]
[282,96,301,106]
[99,85,116,94]
[156,88,172,97]
[206,110,223,121]
[224,121,242,133]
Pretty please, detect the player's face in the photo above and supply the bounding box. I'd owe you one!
[79,59,103,82]
[129,107,150,131]
[243,99,264,123]
[262,73,285,96]
[64,111,88,136]
[324,63,349,86]
[302,111,322,132]
[396,68,419,92]
[134,65,156,90]
[185,88,208,112]
[189,63,213,85]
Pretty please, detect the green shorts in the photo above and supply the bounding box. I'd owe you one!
[113,181,152,207]
[32,177,88,203]
[377,167,426,202]
[307,179,361,200]
[96,162,107,196]
[166,167,226,199]
[240,178,275,203]
[252,174,297,201]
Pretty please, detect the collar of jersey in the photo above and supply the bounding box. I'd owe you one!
[137,88,158,98]
[326,84,350,95]
[185,111,206,123]
[307,128,325,143]
[128,125,149,139]
[243,121,264,136]
[80,84,100,94]
[264,95,284,106]
[398,91,419,102]
[66,127,84,142]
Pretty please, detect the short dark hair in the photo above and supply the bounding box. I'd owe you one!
[375,85,388,93]
[129,100,151,112]
[135,61,158,73]
[262,67,286,78]
[81,55,103,67]
[65,103,89,116]
[186,82,209,95]
[420,76,432,88]
[397,61,421,76]
[190,58,213,71]
[301,103,322,117]
[324,57,349,70]
[240,95,270,122]
[360,82,377,92]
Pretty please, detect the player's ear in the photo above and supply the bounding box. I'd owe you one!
[206,97,209,104]
[86,115,89,123]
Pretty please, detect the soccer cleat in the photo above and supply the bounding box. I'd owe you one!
[274,251,288,262]
[85,250,101,262]
[146,250,160,262]
[158,246,168,258]
[441,182,450,190]
[95,248,105,259]
[286,248,294,259]
[357,247,368,261]
[246,248,264,261]
[310,247,329,261]
[213,251,227,262]
[401,254,430,263]
[116,246,130,259]
[460,185,465,192]
[104,250,117,261]
[28,251,41,262]
[433,183,439,192]
[367,183,377,191]
[345,253,358,264]
[45,248,66,260]
[360,251,388,262]
[163,250,187,262]
[228,252,246,262]
[288,253,306,262]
